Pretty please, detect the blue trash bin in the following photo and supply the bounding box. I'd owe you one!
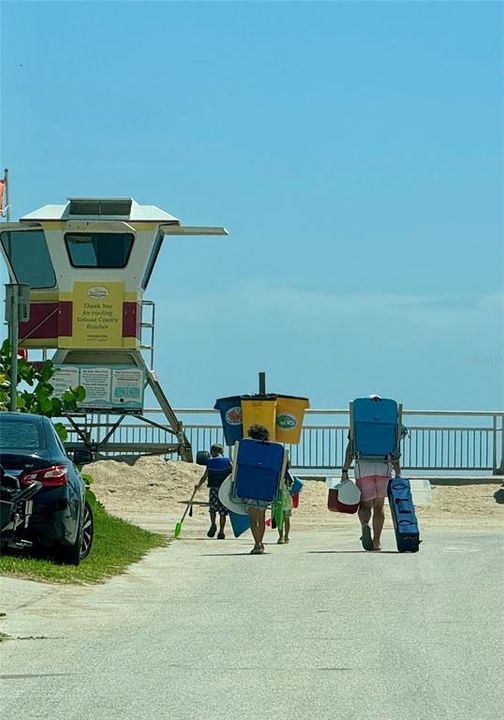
[214,396,243,446]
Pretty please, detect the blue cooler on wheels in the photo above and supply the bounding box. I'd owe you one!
[388,476,420,553]
[214,396,243,446]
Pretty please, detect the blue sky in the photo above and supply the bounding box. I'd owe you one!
[1,0,502,410]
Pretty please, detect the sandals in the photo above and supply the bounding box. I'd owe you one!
[207,523,217,538]
[217,532,225,540]
[360,525,374,551]
[250,544,264,554]
[277,537,285,545]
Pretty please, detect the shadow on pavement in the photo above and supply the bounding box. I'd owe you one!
[307,550,398,554]
[199,552,259,557]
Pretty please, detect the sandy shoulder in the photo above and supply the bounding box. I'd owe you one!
[86,456,504,531]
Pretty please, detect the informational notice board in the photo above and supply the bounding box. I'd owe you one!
[53,365,144,412]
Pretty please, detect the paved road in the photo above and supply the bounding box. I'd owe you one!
[1,526,503,720]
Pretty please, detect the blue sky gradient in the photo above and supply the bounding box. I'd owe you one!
[1,1,502,409]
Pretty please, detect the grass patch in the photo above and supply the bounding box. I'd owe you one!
[0,494,167,584]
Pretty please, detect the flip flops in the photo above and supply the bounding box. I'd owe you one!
[360,525,374,551]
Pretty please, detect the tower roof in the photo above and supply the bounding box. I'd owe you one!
[21,198,180,223]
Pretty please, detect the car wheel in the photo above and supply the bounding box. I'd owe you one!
[79,501,94,560]
[57,501,93,566]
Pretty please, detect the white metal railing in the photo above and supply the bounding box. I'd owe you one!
[63,408,504,474]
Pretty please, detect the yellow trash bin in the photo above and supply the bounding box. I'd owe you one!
[275,395,310,444]
[241,395,278,440]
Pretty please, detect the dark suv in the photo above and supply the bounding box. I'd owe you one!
[0,412,94,565]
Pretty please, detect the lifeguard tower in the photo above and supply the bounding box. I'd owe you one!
[0,197,228,460]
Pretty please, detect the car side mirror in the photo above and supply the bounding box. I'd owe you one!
[73,448,93,466]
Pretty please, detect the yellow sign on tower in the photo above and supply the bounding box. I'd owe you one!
[72,281,123,348]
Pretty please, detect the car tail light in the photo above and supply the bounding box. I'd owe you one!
[20,465,68,487]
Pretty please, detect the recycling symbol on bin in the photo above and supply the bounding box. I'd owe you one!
[225,407,242,425]
[276,413,297,430]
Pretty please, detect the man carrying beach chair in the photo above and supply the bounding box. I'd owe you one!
[342,394,405,552]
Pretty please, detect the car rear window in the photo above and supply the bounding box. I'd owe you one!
[0,420,45,450]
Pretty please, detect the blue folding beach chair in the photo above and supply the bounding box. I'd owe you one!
[231,438,287,503]
[349,397,403,461]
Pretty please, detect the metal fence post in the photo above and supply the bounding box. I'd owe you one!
[492,414,497,473]
[499,414,504,475]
